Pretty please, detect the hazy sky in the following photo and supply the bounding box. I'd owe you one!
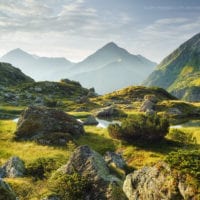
[0,0,200,62]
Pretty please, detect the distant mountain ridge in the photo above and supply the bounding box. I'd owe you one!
[1,48,73,81]
[143,32,200,101]
[1,43,156,94]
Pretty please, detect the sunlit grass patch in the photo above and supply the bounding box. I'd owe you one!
[0,120,70,165]
[5,177,50,200]
[76,126,120,155]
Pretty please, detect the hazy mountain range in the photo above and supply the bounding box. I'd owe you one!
[1,48,73,81]
[1,42,156,94]
[69,42,157,94]
[143,32,200,101]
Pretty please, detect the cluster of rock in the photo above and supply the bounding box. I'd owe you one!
[0,156,26,200]
[14,106,84,145]
[46,145,127,200]
[123,162,199,200]
[0,77,92,110]
[96,106,127,118]
[0,156,25,178]
[140,95,157,114]
[76,87,97,104]
[1,148,199,200]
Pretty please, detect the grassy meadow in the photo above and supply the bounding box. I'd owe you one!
[0,104,199,199]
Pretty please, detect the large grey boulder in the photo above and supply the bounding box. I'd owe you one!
[0,178,16,200]
[0,156,25,178]
[57,145,127,200]
[123,162,198,200]
[14,106,84,144]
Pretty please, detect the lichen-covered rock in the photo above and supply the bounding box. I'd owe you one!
[14,106,84,143]
[0,156,25,178]
[57,145,126,200]
[83,115,98,125]
[104,151,126,170]
[123,162,199,200]
[140,95,157,112]
[0,178,16,200]
[96,106,127,118]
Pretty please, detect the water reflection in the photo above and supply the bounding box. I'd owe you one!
[96,118,121,128]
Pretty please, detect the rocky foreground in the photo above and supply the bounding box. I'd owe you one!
[0,106,199,200]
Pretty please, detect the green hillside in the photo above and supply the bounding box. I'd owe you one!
[0,62,34,87]
[143,33,200,101]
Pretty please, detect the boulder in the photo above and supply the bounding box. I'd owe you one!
[123,162,198,200]
[14,106,84,143]
[140,95,157,112]
[83,115,98,125]
[96,106,127,118]
[0,178,16,200]
[104,151,127,179]
[0,156,25,178]
[57,145,126,200]
[104,151,126,170]
[87,87,97,97]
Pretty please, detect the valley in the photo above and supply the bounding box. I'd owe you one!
[0,33,200,199]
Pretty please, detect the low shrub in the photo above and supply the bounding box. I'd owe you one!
[108,114,169,142]
[165,150,200,180]
[49,172,91,200]
[26,157,64,179]
[168,129,197,144]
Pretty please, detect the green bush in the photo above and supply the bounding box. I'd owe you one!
[49,172,91,200]
[108,114,169,142]
[26,157,64,179]
[168,129,197,144]
[165,150,200,179]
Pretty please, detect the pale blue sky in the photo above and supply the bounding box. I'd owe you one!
[0,0,200,62]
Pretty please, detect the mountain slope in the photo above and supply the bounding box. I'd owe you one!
[1,48,73,81]
[0,62,34,87]
[70,42,156,94]
[143,33,200,101]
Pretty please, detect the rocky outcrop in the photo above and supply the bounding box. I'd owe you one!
[83,115,98,125]
[0,156,25,178]
[140,95,157,113]
[123,162,199,200]
[96,106,127,118]
[14,106,84,144]
[57,145,127,200]
[0,178,16,200]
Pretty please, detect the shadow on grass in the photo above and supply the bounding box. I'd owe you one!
[122,138,200,155]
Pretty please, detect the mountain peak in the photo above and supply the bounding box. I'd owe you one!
[2,48,33,59]
[103,42,119,49]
